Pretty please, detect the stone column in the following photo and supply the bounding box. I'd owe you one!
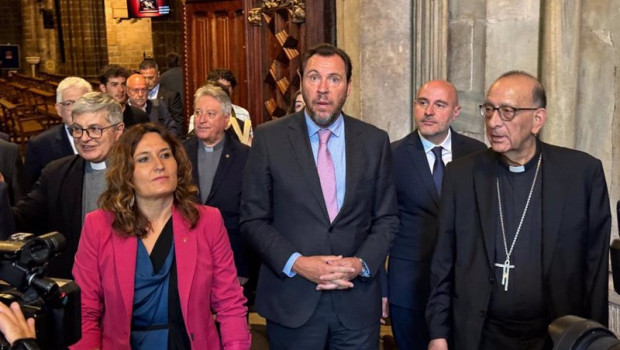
[539,0,581,148]
[337,0,412,141]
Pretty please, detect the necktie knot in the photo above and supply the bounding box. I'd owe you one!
[431,146,443,161]
[318,129,332,145]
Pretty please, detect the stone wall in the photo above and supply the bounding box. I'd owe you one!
[0,0,22,69]
[104,0,153,70]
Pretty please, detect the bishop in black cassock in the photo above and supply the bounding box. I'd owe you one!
[426,71,611,350]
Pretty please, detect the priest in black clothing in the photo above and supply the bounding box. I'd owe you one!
[426,71,611,350]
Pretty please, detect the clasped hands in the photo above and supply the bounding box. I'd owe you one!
[292,255,363,291]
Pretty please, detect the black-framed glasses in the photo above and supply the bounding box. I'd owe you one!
[57,100,75,108]
[479,104,540,121]
[69,123,119,139]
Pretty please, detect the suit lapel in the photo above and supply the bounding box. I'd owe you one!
[540,143,566,274]
[474,150,499,271]
[111,230,137,321]
[287,114,329,220]
[407,132,440,205]
[63,157,85,237]
[338,116,363,220]
[208,134,235,202]
[172,207,196,319]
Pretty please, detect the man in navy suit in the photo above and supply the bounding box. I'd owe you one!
[23,77,92,192]
[240,44,398,349]
[388,80,486,349]
[182,84,254,295]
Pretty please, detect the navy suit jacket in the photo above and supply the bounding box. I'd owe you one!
[183,133,251,276]
[426,142,611,348]
[240,112,399,329]
[23,124,73,192]
[388,130,486,309]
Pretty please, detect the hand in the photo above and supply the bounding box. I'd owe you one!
[428,338,448,350]
[380,297,389,325]
[322,257,362,281]
[292,255,355,287]
[0,302,36,345]
[0,172,4,184]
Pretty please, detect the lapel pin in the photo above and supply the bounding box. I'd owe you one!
[226,154,230,159]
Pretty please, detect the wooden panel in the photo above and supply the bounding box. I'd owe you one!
[184,1,247,119]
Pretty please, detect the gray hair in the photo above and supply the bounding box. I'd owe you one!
[72,92,123,124]
[56,77,92,103]
[194,84,232,115]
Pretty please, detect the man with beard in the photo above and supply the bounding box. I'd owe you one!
[240,43,398,349]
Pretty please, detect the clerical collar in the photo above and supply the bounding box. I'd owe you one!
[89,160,107,170]
[202,137,225,152]
[498,141,542,173]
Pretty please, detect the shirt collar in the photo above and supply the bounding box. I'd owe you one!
[418,128,452,154]
[148,84,160,99]
[304,112,344,138]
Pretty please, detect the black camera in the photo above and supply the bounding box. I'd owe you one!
[0,232,80,349]
[549,201,620,349]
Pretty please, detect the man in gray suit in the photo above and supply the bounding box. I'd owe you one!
[240,44,398,349]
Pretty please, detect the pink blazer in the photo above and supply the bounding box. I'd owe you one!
[71,205,251,350]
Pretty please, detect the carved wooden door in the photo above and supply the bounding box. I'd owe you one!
[183,0,248,118]
[245,0,335,124]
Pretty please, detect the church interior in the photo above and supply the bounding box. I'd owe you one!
[0,0,619,347]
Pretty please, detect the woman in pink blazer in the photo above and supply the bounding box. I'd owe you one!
[72,123,251,349]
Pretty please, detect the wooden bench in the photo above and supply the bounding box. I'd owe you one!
[0,98,47,155]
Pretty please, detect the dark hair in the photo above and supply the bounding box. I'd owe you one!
[166,52,180,68]
[300,43,352,82]
[99,123,199,238]
[207,69,237,88]
[99,64,130,85]
[139,58,159,72]
[206,79,232,97]
[287,90,303,114]
[497,70,547,108]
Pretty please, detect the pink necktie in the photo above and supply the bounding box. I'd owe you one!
[317,129,338,222]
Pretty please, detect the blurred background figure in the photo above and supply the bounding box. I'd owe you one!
[73,123,250,350]
[159,52,184,102]
[286,90,305,115]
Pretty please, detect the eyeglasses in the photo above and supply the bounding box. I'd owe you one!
[479,104,540,121]
[58,100,75,108]
[69,123,119,139]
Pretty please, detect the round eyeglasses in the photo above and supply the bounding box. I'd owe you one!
[479,104,540,121]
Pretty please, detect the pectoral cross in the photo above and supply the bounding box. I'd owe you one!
[494,259,514,291]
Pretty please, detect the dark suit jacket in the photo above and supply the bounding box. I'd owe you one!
[123,105,149,128]
[183,133,251,276]
[0,139,25,206]
[13,155,86,279]
[160,67,184,101]
[156,85,184,133]
[240,112,399,329]
[23,124,73,192]
[0,183,15,239]
[144,99,180,136]
[388,131,486,309]
[426,142,611,349]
